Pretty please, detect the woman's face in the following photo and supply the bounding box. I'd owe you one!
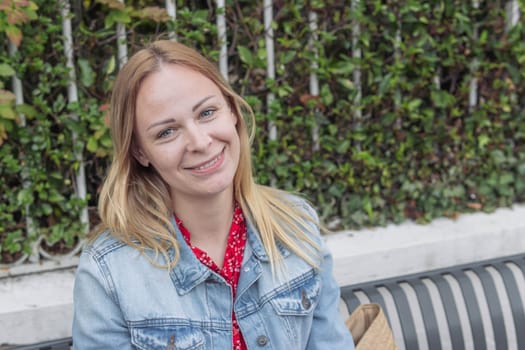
[133,64,240,206]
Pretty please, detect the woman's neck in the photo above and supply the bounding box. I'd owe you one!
[172,190,235,266]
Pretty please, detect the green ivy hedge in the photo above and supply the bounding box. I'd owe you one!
[1,0,524,260]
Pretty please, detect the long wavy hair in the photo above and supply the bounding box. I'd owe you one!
[94,40,319,271]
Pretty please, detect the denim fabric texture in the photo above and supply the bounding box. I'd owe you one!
[72,200,355,349]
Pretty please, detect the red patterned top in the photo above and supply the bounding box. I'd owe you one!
[175,204,248,350]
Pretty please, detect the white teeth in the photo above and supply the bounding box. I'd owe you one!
[195,155,219,170]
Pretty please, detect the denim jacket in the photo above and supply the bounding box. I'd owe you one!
[73,201,354,349]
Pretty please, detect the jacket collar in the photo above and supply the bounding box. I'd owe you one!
[169,216,212,295]
[168,213,291,295]
[245,217,291,262]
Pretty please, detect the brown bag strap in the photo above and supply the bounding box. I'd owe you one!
[346,303,398,350]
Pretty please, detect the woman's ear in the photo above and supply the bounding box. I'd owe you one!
[132,145,150,167]
[227,98,238,126]
[231,110,238,126]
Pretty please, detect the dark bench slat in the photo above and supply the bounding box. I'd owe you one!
[383,282,419,350]
[409,278,441,350]
[361,285,387,313]
[8,337,72,350]
[492,261,525,349]
[431,273,465,349]
[451,269,487,349]
[514,254,525,271]
[472,266,508,350]
[340,286,364,315]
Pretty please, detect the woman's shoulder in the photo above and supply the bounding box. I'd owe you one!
[273,192,324,251]
[280,193,320,228]
[81,230,130,259]
[78,230,158,280]
[265,188,319,222]
[287,194,319,220]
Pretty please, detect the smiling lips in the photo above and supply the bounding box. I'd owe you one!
[186,149,225,173]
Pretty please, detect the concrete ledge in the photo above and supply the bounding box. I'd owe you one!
[1,205,525,345]
[326,205,525,286]
[0,269,75,346]
[0,257,79,279]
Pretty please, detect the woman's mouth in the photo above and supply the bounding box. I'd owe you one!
[195,154,220,170]
[187,149,225,173]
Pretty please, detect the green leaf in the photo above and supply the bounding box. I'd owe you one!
[17,188,33,206]
[87,137,98,152]
[49,191,65,203]
[110,10,131,24]
[0,105,16,120]
[78,59,95,87]
[337,78,354,90]
[517,163,525,176]
[15,104,38,118]
[237,46,254,67]
[330,60,354,74]
[0,64,16,77]
[104,56,116,76]
[320,84,333,106]
[280,50,296,65]
[335,140,350,154]
[477,134,490,149]
[41,203,52,216]
[105,10,131,27]
[407,98,422,111]
[499,172,514,186]
[431,90,455,108]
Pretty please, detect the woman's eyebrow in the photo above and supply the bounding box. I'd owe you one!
[147,118,176,131]
[192,95,215,112]
[145,96,216,131]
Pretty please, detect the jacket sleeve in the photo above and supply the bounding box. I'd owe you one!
[305,236,355,349]
[72,248,133,350]
[301,202,355,349]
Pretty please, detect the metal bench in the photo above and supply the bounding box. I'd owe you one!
[340,253,525,350]
[4,337,72,350]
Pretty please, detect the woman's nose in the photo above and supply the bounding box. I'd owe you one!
[185,123,212,151]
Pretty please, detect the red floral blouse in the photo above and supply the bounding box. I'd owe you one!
[175,204,248,350]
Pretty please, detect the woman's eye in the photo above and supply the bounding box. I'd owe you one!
[200,109,215,119]
[158,128,175,139]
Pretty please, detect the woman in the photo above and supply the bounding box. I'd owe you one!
[73,40,354,349]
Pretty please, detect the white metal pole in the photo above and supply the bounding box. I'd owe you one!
[264,0,277,141]
[117,0,128,67]
[308,11,320,152]
[505,0,520,31]
[61,0,89,234]
[394,21,401,111]
[351,0,362,121]
[469,0,480,112]
[393,15,402,131]
[166,0,176,41]
[9,42,37,262]
[216,0,228,80]
[505,1,520,111]
[8,44,24,111]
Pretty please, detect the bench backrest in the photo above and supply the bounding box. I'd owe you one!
[340,253,525,350]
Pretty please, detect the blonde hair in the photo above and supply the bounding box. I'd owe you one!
[94,40,320,271]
